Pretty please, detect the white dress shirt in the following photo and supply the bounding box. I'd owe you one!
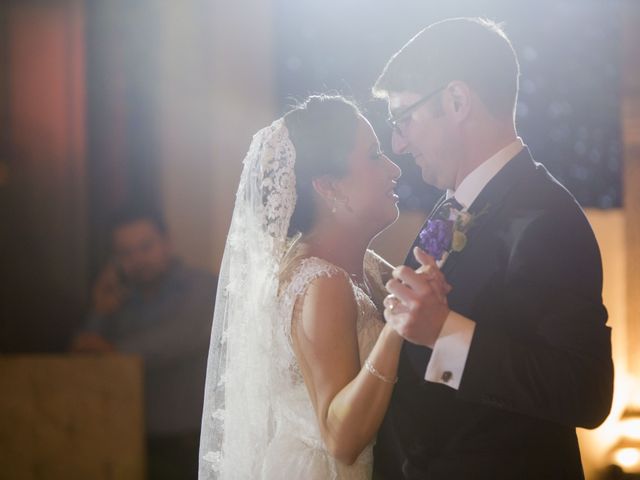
[424,138,525,388]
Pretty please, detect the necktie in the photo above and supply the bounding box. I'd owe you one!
[430,196,464,221]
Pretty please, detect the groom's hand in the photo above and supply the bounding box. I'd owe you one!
[383,247,451,348]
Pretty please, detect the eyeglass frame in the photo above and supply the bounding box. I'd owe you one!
[386,85,446,136]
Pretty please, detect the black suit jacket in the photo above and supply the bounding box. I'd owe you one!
[373,149,614,480]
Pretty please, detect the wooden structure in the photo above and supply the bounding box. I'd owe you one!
[0,355,144,480]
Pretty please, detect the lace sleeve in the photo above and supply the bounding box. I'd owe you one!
[280,257,349,344]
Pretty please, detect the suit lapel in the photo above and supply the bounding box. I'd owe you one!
[441,148,537,277]
[468,147,536,216]
[405,148,537,273]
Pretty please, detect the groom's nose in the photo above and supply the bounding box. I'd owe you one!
[391,129,409,155]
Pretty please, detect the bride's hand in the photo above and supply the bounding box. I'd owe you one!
[382,247,452,348]
[383,249,451,308]
[414,250,452,302]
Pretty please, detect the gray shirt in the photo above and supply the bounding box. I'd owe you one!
[83,261,217,436]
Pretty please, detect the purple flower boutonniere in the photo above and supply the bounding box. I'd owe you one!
[418,207,485,262]
[418,219,454,262]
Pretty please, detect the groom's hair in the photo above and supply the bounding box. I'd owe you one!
[283,95,361,237]
[373,17,520,120]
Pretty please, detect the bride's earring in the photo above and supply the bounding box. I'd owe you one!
[332,193,351,214]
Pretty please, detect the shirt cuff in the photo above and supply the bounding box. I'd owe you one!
[424,310,476,389]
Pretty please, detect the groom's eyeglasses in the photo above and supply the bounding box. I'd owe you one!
[386,86,446,137]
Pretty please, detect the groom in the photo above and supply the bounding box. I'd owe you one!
[374,18,613,480]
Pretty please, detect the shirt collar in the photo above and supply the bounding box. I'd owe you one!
[446,137,525,210]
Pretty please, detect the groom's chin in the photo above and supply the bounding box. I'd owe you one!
[419,169,437,187]
[417,164,447,189]
[422,172,450,191]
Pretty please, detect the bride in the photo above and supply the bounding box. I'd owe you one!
[199,95,449,479]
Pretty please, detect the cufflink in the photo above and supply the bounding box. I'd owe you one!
[441,371,453,383]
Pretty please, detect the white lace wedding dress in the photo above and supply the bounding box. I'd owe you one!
[258,247,386,480]
[199,119,391,480]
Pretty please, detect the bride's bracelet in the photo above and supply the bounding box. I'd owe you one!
[364,359,398,384]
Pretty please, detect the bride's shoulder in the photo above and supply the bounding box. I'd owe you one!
[281,255,349,298]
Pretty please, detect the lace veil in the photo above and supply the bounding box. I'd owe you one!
[199,118,297,479]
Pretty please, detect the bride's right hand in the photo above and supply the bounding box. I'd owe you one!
[384,250,451,309]
[414,253,452,303]
[383,247,452,348]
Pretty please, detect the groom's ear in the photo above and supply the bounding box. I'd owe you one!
[445,81,471,121]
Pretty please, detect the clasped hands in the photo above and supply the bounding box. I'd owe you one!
[383,247,452,348]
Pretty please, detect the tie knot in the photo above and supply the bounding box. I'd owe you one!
[432,196,463,220]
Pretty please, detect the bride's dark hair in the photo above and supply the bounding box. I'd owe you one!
[284,94,361,236]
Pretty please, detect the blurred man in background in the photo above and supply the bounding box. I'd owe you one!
[72,207,217,479]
